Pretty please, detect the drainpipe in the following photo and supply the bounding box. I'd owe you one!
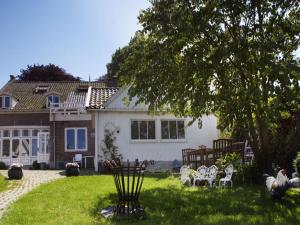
[53,121,56,168]
[94,113,98,172]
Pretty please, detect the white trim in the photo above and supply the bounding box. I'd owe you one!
[64,127,88,152]
[85,86,92,108]
[47,95,60,108]
[0,126,49,129]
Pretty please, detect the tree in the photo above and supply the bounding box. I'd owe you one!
[112,0,300,170]
[18,64,81,81]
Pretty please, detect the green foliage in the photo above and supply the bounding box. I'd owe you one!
[101,129,122,160]
[0,161,7,170]
[17,63,81,81]
[216,153,241,172]
[32,160,40,170]
[108,0,300,170]
[293,152,300,174]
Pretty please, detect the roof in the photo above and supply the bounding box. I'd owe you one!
[0,80,107,112]
[89,87,119,109]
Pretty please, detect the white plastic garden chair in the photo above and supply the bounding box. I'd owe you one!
[206,165,218,187]
[219,164,234,188]
[193,165,208,186]
[180,165,191,186]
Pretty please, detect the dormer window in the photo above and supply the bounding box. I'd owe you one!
[0,96,11,109]
[47,95,60,108]
[35,85,49,94]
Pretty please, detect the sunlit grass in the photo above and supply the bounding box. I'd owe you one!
[1,175,299,225]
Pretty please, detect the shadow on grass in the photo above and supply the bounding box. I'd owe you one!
[91,185,300,225]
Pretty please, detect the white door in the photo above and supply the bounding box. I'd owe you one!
[37,132,50,163]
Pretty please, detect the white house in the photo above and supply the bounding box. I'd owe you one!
[89,88,219,171]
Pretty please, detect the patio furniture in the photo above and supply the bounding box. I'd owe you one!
[206,165,218,187]
[193,165,208,186]
[180,165,191,186]
[219,164,234,188]
[73,154,82,168]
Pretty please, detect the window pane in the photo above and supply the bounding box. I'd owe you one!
[3,130,10,137]
[32,139,38,156]
[0,97,2,108]
[54,96,60,103]
[77,129,86,149]
[4,96,10,108]
[148,121,155,139]
[2,140,10,157]
[21,139,30,157]
[22,129,29,137]
[12,139,20,158]
[13,130,19,137]
[32,130,39,136]
[139,121,147,139]
[66,129,75,150]
[131,121,139,140]
[48,96,53,107]
[177,121,185,139]
[161,121,169,139]
[169,121,177,139]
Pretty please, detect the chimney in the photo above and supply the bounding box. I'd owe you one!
[10,75,16,81]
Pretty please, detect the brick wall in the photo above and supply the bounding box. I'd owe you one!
[50,120,95,168]
[0,113,50,126]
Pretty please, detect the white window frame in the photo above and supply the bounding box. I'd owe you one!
[130,119,156,141]
[0,96,11,109]
[65,128,88,152]
[47,95,60,108]
[160,119,186,140]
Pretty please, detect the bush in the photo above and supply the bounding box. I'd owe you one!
[32,160,40,170]
[65,163,80,176]
[8,163,23,180]
[0,161,7,170]
[293,152,300,175]
[216,152,242,172]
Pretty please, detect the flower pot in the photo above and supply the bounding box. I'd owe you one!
[8,167,23,180]
[66,167,80,176]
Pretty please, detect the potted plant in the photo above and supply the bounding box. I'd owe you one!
[8,163,23,180]
[65,162,80,176]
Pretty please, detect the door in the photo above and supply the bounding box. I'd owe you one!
[37,132,50,163]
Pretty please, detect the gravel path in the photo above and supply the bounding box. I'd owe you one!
[0,170,64,218]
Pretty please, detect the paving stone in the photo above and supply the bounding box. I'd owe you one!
[0,170,64,218]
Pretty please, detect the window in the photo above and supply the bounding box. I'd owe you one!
[0,96,10,109]
[2,140,10,157]
[32,139,38,156]
[47,95,60,107]
[161,120,185,139]
[65,128,87,151]
[131,120,155,140]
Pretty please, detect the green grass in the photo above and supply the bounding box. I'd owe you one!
[0,174,9,192]
[1,175,299,225]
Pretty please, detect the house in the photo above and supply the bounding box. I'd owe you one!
[0,76,115,169]
[89,87,219,171]
[0,76,219,170]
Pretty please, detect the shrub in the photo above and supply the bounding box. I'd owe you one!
[293,152,300,175]
[32,160,40,170]
[65,163,80,176]
[8,163,23,180]
[216,152,242,172]
[0,161,7,170]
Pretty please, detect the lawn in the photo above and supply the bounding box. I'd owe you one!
[0,174,8,192]
[1,174,299,225]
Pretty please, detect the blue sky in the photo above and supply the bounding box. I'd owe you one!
[0,0,150,86]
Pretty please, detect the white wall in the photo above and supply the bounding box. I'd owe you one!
[96,111,219,162]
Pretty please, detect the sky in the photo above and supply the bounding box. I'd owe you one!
[0,0,150,87]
